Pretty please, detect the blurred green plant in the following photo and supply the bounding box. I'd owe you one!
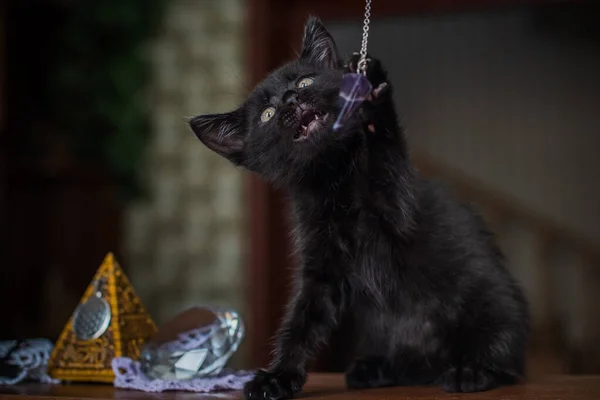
[54,0,168,199]
[9,0,168,200]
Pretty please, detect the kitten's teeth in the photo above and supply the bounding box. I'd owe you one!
[301,125,307,129]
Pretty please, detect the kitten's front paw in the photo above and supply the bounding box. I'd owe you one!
[345,357,395,389]
[438,365,500,393]
[244,369,306,400]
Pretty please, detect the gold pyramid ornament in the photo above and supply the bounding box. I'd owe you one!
[48,253,157,382]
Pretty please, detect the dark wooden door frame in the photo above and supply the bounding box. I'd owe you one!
[245,0,566,369]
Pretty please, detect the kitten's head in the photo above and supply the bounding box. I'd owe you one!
[190,17,361,186]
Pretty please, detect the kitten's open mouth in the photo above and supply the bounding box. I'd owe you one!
[294,109,328,141]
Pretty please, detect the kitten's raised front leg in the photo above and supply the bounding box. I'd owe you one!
[244,276,342,400]
[343,53,415,224]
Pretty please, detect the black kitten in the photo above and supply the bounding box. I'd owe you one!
[190,17,529,399]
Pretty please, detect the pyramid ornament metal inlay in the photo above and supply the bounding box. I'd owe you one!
[48,253,157,383]
[72,278,112,341]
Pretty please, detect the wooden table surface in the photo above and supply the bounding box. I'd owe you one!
[1,374,599,400]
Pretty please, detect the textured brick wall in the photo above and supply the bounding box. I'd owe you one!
[124,0,246,328]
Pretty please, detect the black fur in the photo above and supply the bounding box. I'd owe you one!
[190,16,529,400]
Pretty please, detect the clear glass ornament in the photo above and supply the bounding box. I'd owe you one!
[140,307,244,380]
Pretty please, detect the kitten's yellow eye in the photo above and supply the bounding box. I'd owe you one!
[297,77,314,88]
[260,107,276,122]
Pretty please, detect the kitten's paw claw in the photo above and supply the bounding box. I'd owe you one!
[367,82,390,105]
[244,369,305,400]
[372,82,389,99]
[438,365,499,393]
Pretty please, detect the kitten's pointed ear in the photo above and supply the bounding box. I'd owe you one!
[189,109,245,165]
[300,16,341,69]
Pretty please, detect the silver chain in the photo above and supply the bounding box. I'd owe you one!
[358,0,371,74]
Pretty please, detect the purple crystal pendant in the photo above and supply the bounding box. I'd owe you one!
[333,72,372,132]
[333,0,373,131]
